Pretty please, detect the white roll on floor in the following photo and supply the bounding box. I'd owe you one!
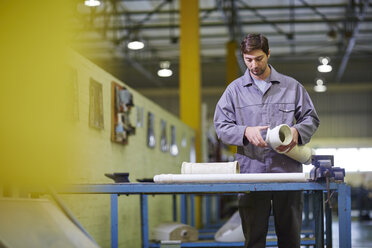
[181,161,239,174]
[154,173,307,183]
[151,222,198,242]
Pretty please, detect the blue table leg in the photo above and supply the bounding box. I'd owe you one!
[205,195,211,227]
[180,194,187,224]
[325,200,332,248]
[303,191,310,228]
[313,190,324,247]
[111,194,118,248]
[141,194,149,248]
[338,184,351,248]
[172,194,177,222]
[190,195,195,227]
[216,195,221,222]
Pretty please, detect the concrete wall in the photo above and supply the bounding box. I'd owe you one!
[62,50,195,247]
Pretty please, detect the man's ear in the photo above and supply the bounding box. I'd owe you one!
[267,49,271,58]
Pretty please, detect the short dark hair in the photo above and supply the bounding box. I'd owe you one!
[240,34,269,56]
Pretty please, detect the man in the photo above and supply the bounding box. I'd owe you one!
[214,34,319,248]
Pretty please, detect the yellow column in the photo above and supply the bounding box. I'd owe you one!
[180,0,202,228]
[226,40,239,86]
[226,40,239,154]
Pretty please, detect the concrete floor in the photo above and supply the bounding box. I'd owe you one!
[332,218,372,248]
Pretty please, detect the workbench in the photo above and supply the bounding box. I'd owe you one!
[59,182,351,248]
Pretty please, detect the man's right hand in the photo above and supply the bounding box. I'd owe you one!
[244,126,269,147]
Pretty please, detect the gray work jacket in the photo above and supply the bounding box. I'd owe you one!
[214,65,320,173]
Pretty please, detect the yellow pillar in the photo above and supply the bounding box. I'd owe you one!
[180,0,202,228]
[226,40,239,154]
[226,40,239,86]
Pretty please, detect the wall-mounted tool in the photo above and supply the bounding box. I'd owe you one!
[147,112,156,148]
[111,82,136,145]
[160,120,169,152]
[170,125,179,156]
[115,113,126,143]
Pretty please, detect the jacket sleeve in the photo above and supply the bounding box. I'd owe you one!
[213,87,247,146]
[293,84,320,144]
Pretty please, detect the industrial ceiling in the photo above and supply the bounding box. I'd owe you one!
[72,0,372,99]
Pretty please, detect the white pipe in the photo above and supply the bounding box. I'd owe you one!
[265,124,314,165]
[181,161,239,174]
[153,173,307,183]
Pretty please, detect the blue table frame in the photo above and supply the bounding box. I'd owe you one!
[59,182,351,248]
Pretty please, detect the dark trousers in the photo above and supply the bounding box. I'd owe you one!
[238,191,303,248]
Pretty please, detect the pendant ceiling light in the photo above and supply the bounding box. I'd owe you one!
[84,0,101,7]
[127,31,144,50]
[157,61,173,77]
[317,57,332,73]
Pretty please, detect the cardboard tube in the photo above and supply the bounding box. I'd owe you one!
[154,173,307,183]
[181,161,239,174]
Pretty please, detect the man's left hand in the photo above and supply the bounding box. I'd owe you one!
[276,127,299,153]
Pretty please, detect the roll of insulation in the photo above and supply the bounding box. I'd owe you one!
[265,124,314,165]
[151,222,198,242]
[153,173,307,183]
[181,161,239,174]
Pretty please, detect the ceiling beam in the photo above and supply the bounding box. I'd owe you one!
[81,3,370,16]
[75,17,372,31]
[336,0,370,82]
[74,29,372,42]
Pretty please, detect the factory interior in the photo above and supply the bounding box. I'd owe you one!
[1,0,372,247]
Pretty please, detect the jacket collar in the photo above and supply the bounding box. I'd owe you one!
[241,65,281,87]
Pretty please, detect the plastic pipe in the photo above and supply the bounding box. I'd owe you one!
[181,161,239,174]
[265,124,314,165]
[153,173,307,183]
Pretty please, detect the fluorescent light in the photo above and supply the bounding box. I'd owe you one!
[127,40,144,50]
[314,78,327,92]
[314,84,327,92]
[318,64,332,73]
[157,68,173,77]
[317,56,332,73]
[84,0,101,7]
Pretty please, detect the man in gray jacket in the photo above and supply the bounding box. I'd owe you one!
[214,34,319,248]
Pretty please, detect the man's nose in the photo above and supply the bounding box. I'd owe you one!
[251,60,257,67]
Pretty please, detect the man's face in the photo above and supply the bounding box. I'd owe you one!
[243,49,270,77]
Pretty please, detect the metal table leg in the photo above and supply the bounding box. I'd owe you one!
[180,194,187,224]
[173,194,177,222]
[190,195,195,227]
[325,200,332,248]
[337,184,351,248]
[111,194,118,248]
[313,190,324,247]
[141,194,149,248]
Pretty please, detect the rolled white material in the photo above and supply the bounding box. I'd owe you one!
[151,222,198,242]
[181,161,239,174]
[266,124,314,165]
[153,173,307,183]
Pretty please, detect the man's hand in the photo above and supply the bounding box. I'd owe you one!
[276,127,299,153]
[244,126,269,147]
